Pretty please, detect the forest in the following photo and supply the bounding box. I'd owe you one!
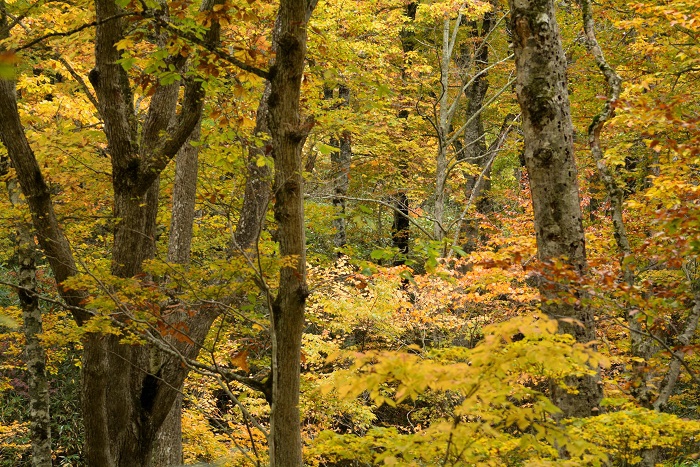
[0,0,699,465]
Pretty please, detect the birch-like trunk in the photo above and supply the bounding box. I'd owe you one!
[433,19,452,242]
[1,156,51,467]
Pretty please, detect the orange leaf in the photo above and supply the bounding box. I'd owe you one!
[230,350,250,373]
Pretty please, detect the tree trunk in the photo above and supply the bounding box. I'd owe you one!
[391,4,417,264]
[509,0,602,417]
[332,85,351,250]
[0,0,286,464]
[152,119,202,466]
[392,191,410,266]
[1,157,52,467]
[266,1,317,464]
[433,19,452,242]
[460,10,493,252]
[232,83,273,253]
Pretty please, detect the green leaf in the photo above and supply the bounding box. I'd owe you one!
[317,142,337,155]
[0,52,17,80]
[0,314,18,329]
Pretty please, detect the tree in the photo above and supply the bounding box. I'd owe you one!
[0,154,51,467]
[508,0,602,416]
[265,0,318,463]
[0,0,225,463]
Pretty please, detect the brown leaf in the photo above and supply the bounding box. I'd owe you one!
[230,350,250,373]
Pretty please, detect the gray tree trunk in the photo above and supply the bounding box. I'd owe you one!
[460,9,494,252]
[333,85,351,249]
[509,0,602,417]
[151,120,202,466]
[1,155,52,467]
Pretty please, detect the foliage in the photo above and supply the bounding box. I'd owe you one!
[0,0,699,464]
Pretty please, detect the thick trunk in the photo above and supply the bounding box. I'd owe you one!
[509,0,601,416]
[266,1,317,464]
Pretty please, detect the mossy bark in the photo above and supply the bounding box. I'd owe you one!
[509,0,602,417]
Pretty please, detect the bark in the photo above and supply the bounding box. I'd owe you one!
[391,3,417,264]
[332,85,351,249]
[0,7,88,323]
[454,114,515,254]
[152,120,203,466]
[509,0,601,417]
[653,292,700,410]
[1,157,52,467]
[266,0,317,464]
[460,10,494,252]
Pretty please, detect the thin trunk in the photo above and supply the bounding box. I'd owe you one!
[167,121,201,264]
[232,83,273,252]
[578,0,664,407]
[452,114,515,255]
[434,19,451,241]
[460,10,494,252]
[653,292,700,410]
[152,119,202,466]
[392,191,410,266]
[333,85,351,250]
[1,157,52,467]
[266,1,317,464]
[391,3,417,263]
[18,219,52,467]
[509,0,602,417]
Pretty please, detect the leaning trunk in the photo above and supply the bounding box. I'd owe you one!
[509,0,602,416]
